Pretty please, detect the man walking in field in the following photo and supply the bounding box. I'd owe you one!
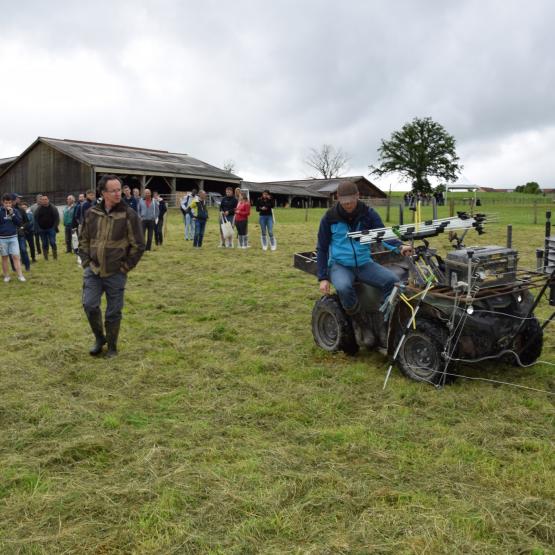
[79,174,145,357]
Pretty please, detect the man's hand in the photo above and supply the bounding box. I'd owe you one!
[399,245,413,257]
[319,279,331,295]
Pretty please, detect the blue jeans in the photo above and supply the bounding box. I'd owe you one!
[38,228,57,253]
[329,261,398,311]
[259,215,274,238]
[193,218,207,247]
[183,212,193,239]
[18,235,30,270]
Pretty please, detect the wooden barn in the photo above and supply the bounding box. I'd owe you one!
[0,137,242,202]
[243,176,386,207]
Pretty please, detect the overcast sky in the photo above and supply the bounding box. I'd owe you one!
[1,0,554,189]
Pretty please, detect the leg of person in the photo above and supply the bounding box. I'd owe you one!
[39,231,49,260]
[198,220,206,247]
[12,255,25,281]
[193,219,200,247]
[49,228,58,260]
[1,254,10,281]
[35,232,41,255]
[267,217,276,251]
[26,232,36,262]
[82,267,106,355]
[183,213,187,239]
[330,263,377,348]
[356,261,398,301]
[158,216,164,245]
[260,216,268,250]
[104,271,127,358]
[17,236,30,272]
[186,213,193,240]
[65,225,72,253]
[244,220,250,248]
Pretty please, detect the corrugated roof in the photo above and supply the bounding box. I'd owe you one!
[0,156,17,166]
[39,137,242,182]
[243,176,385,198]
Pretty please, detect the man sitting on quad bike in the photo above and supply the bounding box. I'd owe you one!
[317,181,413,348]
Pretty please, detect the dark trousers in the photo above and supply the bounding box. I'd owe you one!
[155,215,165,245]
[34,232,42,254]
[82,267,127,323]
[142,220,155,251]
[25,232,36,261]
[64,225,73,252]
[39,228,57,254]
[236,220,248,235]
[193,218,207,247]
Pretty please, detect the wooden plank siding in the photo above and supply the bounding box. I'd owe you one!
[0,142,91,195]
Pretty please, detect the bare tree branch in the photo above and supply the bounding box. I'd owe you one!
[305,144,350,179]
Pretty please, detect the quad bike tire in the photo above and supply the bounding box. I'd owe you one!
[312,295,359,356]
[512,317,543,366]
[395,318,454,385]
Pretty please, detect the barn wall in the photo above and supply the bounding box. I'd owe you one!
[0,142,90,196]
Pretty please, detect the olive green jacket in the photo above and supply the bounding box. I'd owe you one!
[79,200,145,277]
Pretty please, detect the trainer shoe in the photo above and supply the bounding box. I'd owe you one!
[17,275,26,282]
[3,275,10,283]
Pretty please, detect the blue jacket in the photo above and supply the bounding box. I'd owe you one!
[316,202,400,281]
[0,206,22,237]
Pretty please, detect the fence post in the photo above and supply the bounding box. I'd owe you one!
[386,189,391,223]
[432,197,438,220]
[449,199,455,217]
[533,201,538,224]
[399,204,404,225]
[506,225,512,249]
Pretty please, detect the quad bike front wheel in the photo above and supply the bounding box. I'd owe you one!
[311,295,359,356]
[512,317,543,366]
[396,319,454,385]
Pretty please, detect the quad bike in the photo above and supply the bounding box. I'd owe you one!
[294,212,555,385]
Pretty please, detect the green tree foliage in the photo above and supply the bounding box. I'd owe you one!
[370,117,462,194]
[514,181,542,194]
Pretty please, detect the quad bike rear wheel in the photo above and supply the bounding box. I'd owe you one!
[312,295,359,356]
[512,317,543,366]
[396,319,454,385]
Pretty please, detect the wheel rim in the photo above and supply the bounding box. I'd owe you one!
[316,311,339,348]
[402,335,441,379]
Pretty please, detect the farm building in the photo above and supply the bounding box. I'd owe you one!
[0,137,242,202]
[243,176,386,207]
[0,157,17,173]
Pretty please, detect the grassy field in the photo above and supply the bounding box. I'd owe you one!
[1,205,553,554]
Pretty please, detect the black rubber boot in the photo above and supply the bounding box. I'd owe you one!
[86,310,106,356]
[346,304,376,349]
[52,246,58,260]
[43,249,48,261]
[105,320,121,358]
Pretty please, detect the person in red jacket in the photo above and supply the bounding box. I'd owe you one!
[234,192,251,249]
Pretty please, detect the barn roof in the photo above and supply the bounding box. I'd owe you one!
[3,137,242,182]
[243,176,385,198]
[0,156,17,167]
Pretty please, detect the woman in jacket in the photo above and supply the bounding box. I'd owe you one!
[234,192,251,249]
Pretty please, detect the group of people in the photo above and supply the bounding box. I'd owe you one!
[403,190,445,207]
[0,191,64,282]
[180,187,277,250]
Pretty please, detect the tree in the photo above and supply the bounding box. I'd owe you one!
[305,144,349,179]
[223,160,236,174]
[370,117,462,194]
[514,181,542,194]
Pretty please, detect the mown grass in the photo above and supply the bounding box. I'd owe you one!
[0,206,553,554]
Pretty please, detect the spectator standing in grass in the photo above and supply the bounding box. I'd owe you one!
[63,195,77,253]
[255,189,276,251]
[219,186,238,248]
[79,174,145,358]
[180,189,196,240]
[0,193,26,282]
[34,194,60,260]
[10,194,31,272]
[190,190,209,248]
[122,185,138,211]
[20,201,36,262]
[154,191,167,246]
[137,188,159,251]
[234,192,251,248]
[30,194,42,256]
